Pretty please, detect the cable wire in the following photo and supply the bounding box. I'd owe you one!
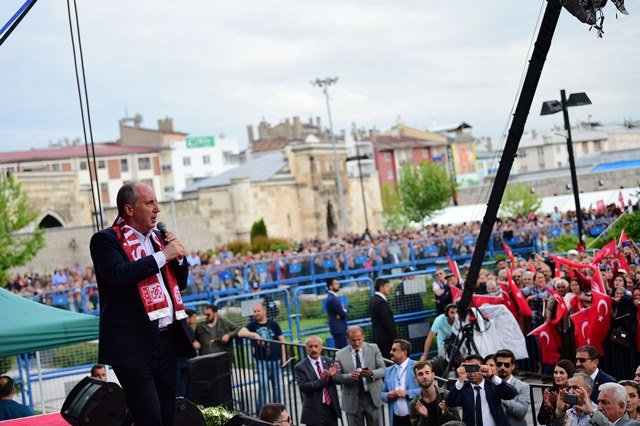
[66,0,100,233]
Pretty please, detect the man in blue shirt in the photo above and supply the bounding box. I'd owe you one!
[420,304,457,360]
[0,376,33,421]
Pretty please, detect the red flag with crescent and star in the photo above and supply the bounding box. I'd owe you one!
[502,241,516,267]
[591,238,617,266]
[528,322,562,364]
[589,290,613,355]
[506,269,532,317]
[570,307,592,348]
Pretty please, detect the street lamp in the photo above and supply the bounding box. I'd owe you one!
[541,90,592,246]
[312,77,349,234]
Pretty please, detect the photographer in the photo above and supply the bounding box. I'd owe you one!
[444,354,517,426]
[551,373,595,425]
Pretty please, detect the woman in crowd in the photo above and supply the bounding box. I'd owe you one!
[568,279,591,313]
[537,359,576,425]
[619,380,640,420]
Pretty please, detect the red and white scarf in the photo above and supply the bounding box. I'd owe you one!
[112,216,187,322]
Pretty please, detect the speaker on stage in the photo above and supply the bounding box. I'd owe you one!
[60,377,127,426]
[174,397,205,426]
[187,352,233,409]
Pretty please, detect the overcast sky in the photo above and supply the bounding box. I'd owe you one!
[0,1,637,152]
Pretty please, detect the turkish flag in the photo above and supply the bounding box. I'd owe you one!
[472,294,504,307]
[507,269,532,317]
[529,323,562,364]
[589,290,613,355]
[620,230,629,246]
[550,293,568,325]
[528,264,537,274]
[596,200,606,213]
[570,307,592,348]
[590,267,606,293]
[451,285,462,302]
[619,191,626,211]
[447,254,462,286]
[498,285,519,318]
[617,251,631,274]
[502,241,516,267]
[591,238,617,266]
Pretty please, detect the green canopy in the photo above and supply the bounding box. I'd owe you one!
[0,288,99,357]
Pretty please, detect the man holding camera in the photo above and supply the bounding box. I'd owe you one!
[444,354,517,426]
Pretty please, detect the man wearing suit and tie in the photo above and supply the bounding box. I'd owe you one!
[445,354,518,426]
[294,336,342,426]
[575,345,616,403]
[381,339,420,426]
[326,278,348,349]
[494,349,530,426]
[369,278,397,359]
[90,182,195,426]
[334,326,386,426]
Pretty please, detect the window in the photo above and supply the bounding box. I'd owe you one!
[100,183,108,192]
[387,169,393,180]
[203,155,211,165]
[555,146,561,153]
[120,159,129,172]
[138,157,151,170]
[422,148,429,158]
[384,152,391,161]
[98,160,106,169]
[79,161,87,170]
[593,140,602,152]
[582,143,589,154]
[183,157,191,166]
[141,179,153,189]
[165,186,174,194]
[536,147,544,156]
[51,163,61,171]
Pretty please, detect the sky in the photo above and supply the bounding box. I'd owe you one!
[0,1,638,152]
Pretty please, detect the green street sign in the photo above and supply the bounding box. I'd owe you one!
[186,136,215,148]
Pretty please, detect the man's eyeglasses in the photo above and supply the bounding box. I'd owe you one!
[496,362,511,368]
[575,357,593,363]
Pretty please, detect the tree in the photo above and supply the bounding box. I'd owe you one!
[250,218,268,243]
[0,176,45,284]
[380,183,408,230]
[397,161,453,224]
[499,182,541,218]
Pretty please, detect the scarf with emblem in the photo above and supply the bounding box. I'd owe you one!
[112,216,187,321]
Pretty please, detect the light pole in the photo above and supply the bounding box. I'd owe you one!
[312,77,349,234]
[541,90,592,247]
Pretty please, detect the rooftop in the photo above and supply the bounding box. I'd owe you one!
[0,143,164,164]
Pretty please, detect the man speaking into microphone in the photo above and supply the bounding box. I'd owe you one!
[90,181,195,426]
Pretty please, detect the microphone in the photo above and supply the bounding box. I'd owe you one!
[157,222,168,243]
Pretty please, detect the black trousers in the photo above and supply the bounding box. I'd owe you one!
[307,404,339,426]
[393,414,411,426]
[113,324,178,426]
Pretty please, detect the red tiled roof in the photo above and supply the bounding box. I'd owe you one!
[0,143,164,164]
[251,137,300,153]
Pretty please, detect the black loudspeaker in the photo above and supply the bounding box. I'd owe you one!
[60,377,127,426]
[174,397,205,426]
[187,352,233,409]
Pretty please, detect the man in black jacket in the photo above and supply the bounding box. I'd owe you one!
[89,181,195,426]
[369,278,397,359]
[294,336,341,426]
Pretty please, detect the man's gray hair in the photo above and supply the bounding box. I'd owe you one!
[304,336,323,345]
[599,382,627,405]
[573,372,594,392]
[116,181,139,217]
[347,325,364,337]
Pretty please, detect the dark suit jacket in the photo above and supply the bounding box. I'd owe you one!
[591,369,616,403]
[294,356,341,424]
[326,292,347,336]
[369,294,397,346]
[444,378,518,426]
[90,228,195,368]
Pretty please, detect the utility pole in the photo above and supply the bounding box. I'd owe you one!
[312,77,349,234]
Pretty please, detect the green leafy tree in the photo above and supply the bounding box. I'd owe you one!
[397,161,453,224]
[499,182,541,219]
[591,210,640,248]
[0,176,45,284]
[249,218,268,243]
[380,183,408,230]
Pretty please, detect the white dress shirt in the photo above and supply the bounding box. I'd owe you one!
[455,376,503,426]
[393,358,410,417]
[350,346,369,392]
[308,356,329,404]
